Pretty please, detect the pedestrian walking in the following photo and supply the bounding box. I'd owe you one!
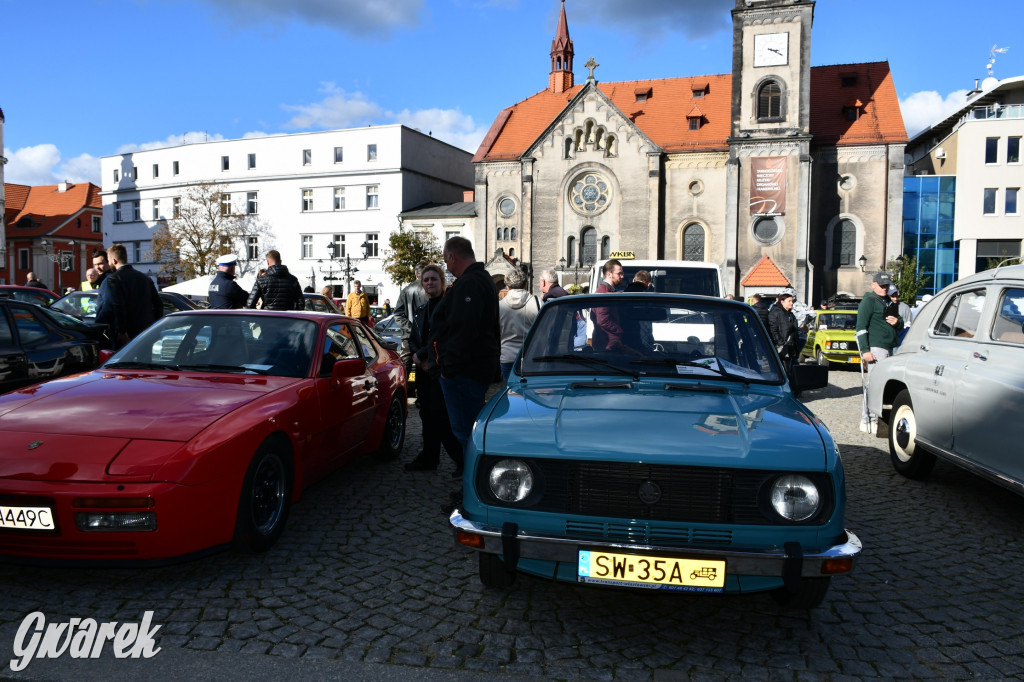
[769,291,801,374]
[345,280,371,323]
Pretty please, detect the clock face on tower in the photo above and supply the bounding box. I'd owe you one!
[754,32,789,67]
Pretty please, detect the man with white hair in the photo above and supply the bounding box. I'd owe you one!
[538,269,569,301]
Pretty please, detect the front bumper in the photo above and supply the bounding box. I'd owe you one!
[450,509,861,578]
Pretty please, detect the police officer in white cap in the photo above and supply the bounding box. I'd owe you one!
[208,254,247,309]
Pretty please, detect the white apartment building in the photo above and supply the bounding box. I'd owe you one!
[906,75,1024,287]
[100,124,473,302]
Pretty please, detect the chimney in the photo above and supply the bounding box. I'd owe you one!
[967,79,982,100]
[57,181,71,193]
[463,190,474,202]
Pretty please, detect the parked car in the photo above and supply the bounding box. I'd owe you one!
[0,299,105,393]
[0,285,61,308]
[800,309,860,367]
[303,293,343,314]
[372,314,415,396]
[866,265,1024,495]
[0,309,407,563]
[50,289,199,323]
[450,293,859,608]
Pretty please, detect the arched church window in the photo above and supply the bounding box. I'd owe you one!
[831,219,857,268]
[605,135,616,157]
[496,227,502,241]
[581,227,597,267]
[564,138,574,159]
[757,81,783,120]
[683,224,706,261]
[510,227,517,240]
[503,227,510,241]
[600,236,610,261]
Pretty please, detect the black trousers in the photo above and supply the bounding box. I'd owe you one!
[417,372,463,467]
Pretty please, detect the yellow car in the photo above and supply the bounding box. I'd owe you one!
[800,309,860,366]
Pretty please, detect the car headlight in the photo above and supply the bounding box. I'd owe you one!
[770,474,821,521]
[488,458,534,503]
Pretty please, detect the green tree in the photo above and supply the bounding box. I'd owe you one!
[382,230,443,287]
[886,255,930,305]
[150,182,274,281]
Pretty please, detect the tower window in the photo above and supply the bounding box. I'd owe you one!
[757,81,783,120]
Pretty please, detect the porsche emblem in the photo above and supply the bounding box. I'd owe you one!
[27,441,44,450]
[638,480,661,505]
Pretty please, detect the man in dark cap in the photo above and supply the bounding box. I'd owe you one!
[856,272,904,431]
[208,254,247,309]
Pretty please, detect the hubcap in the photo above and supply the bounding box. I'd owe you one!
[251,455,286,533]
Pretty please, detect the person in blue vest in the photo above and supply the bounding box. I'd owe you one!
[208,254,247,309]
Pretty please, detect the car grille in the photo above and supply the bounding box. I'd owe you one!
[478,457,833,528]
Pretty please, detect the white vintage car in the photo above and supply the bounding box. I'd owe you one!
[866,264,1024,494]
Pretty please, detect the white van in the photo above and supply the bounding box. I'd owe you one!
[587,259,723,297]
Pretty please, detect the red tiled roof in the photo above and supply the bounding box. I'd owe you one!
[3,182,103,239]
[474,62,907,162]
[741,256,791,287]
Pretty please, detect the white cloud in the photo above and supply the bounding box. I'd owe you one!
[198,0,424,36]
[3,144,101,186]
[282,83,384,130]
[389,107,489,153]
[899,89,969,138]
[281,83,488,153]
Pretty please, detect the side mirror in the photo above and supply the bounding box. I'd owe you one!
[331,357,365,380]
[99,349,115,365]
[790,363,828,392]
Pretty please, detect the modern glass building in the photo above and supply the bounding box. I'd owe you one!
[902,175,958,297]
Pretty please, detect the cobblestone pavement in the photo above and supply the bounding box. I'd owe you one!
[2,369,1024,680]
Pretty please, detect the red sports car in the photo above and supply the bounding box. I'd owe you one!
[0,309,407,564]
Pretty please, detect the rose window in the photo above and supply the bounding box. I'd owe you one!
[569,173,611,216]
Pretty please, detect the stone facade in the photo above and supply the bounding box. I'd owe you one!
[471,0,906,303]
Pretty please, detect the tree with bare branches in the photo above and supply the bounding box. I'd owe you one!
[150,182,274,281]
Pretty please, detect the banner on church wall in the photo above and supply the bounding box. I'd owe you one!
[749,157,787,215]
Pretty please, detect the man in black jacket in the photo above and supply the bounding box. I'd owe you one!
[95,243,163,349]
[246,250,304,310]
[431,238,500,476]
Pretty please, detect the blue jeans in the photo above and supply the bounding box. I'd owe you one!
[440,374,490,459]
[500,362,513,381]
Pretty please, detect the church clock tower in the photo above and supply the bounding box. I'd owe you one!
[725,0,816,303]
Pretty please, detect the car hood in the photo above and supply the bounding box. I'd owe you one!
[0,371,300,481]
[482,382,829,470]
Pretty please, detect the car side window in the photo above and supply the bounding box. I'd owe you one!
[934,290,985,338]
[11,307,50,345]
[991,288,1024,344]
[351,324,378,362]
[321,324,361,377]
[0,309,13,347]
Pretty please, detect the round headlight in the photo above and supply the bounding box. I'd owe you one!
[770,474,821,521]
[488,459,534,503]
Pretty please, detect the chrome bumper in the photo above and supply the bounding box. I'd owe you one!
[450,509,861,577]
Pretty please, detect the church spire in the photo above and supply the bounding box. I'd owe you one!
[549,0,574,94]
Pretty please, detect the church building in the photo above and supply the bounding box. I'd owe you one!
[471,0,907,303]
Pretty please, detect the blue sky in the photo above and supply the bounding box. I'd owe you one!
[2,0,1020,186]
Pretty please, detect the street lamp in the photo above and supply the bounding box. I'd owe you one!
[858,254,867,272]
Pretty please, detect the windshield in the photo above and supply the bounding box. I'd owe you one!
[618,266,720,297]
[520,296,783,383]
[52,293,97,319]
[108,313,318,377]
[817,313,857,330]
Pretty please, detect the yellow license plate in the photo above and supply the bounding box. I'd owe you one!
[850,356,860,363]
[578,550,726,592]
[409,370,416,382]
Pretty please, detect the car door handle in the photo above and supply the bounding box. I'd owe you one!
[919,345,928,351]
[973,351,988,361]
[364,379,376,390]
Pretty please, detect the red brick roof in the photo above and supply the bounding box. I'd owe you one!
[4,182,103,239]
[474,62,906,162]
[741,256,791,287]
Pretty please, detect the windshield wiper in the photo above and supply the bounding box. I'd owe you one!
[105,361,179,371]
[629,356,732,379]
[178,363,269,375]
[532,354,638,379]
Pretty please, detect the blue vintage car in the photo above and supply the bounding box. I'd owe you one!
[450,293,861,608]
